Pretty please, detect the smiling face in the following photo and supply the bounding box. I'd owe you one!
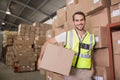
[73,14,86,31]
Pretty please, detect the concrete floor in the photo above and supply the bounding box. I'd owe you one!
[0,61,46,80]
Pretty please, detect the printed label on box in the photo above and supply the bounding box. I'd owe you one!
[93,76,103,80]
[118,40,120,44]
[95,36,99,42]
[111,9,120,17]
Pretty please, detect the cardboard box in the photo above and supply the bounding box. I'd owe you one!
[18,24,26,31]
[113,54,120,80]
[46,71,64,80]
[91,26,107,48]
[112,31,120,54]
[93,48,109,67]
[111,0,120,5]
[110,3,120,23]
[87,8,111,27]
[94,66,110,80]
[40,43,74,76]
[46,29,55,40]
[57,7,67,27]
[54,27,66,36]
[78,0,110,14]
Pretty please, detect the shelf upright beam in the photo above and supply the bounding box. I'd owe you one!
[107,22,120,80]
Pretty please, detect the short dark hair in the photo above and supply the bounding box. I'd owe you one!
[72,11,86,21]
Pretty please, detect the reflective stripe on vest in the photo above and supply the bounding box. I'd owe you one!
[75,53,91,58]
[89,34,93,50]
[69,30,93,51]
[69,30,73,49]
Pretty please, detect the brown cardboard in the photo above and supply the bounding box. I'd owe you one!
[46,29,55,40]
[53,72,64,80]
[91,26,107,48]
[93,48,109,67]
[46,71,54,80]
[110,3,120,23]
[54,27,66,36]
[34,36,46,45]
[78,0,110,14]
[113,54,120,80]
[112,31,120,54]
[57,7,67,27]
[40,43,74,76]
[94,66,110,80]
[52,19,58,29]
[46,71,64,80]
[88,8,111,27]
[111,0,120,5]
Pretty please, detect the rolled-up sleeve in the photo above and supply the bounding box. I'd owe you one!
[55,32,66,43]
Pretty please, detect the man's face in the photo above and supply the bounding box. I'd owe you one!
[73,14,86,31]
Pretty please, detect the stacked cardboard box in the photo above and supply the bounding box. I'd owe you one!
[33,23,52,57]
[5,46,14,66]
[112,31,120,79]
[78,0,110,14]
[46,29,55,40]
[112,31,120,54]
[18,24,35,41]
[13,39,37,72]
[2,31,17,63]
[12,23,52,72]
[2,31,17,47]
[91,26,107,48]
[110,3,120,23]
[56,7,67,27]
[111,0,120,5]
[46,71,64,80]
[93,48,109,67]
[113,55,120,80]
[14,51,37,72]
[93,66,110,80]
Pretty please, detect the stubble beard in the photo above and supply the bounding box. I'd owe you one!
[75,24,85,31]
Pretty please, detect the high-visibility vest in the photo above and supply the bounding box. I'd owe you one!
[65,29,95,69]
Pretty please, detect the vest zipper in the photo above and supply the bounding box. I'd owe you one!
[74,30,87,68]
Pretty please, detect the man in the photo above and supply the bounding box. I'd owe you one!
[38,11,96,80]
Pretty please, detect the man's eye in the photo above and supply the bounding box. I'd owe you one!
[75,20,79,21]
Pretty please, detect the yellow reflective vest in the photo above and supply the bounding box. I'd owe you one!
[65,29,95,69]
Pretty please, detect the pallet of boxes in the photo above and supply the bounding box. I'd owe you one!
[12,23,53,72]
[13,24,37,72]
[2,31,17,67]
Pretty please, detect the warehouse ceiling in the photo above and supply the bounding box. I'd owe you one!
[0,0,66,31]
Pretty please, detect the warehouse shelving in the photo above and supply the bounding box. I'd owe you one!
[107,22,120,80]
